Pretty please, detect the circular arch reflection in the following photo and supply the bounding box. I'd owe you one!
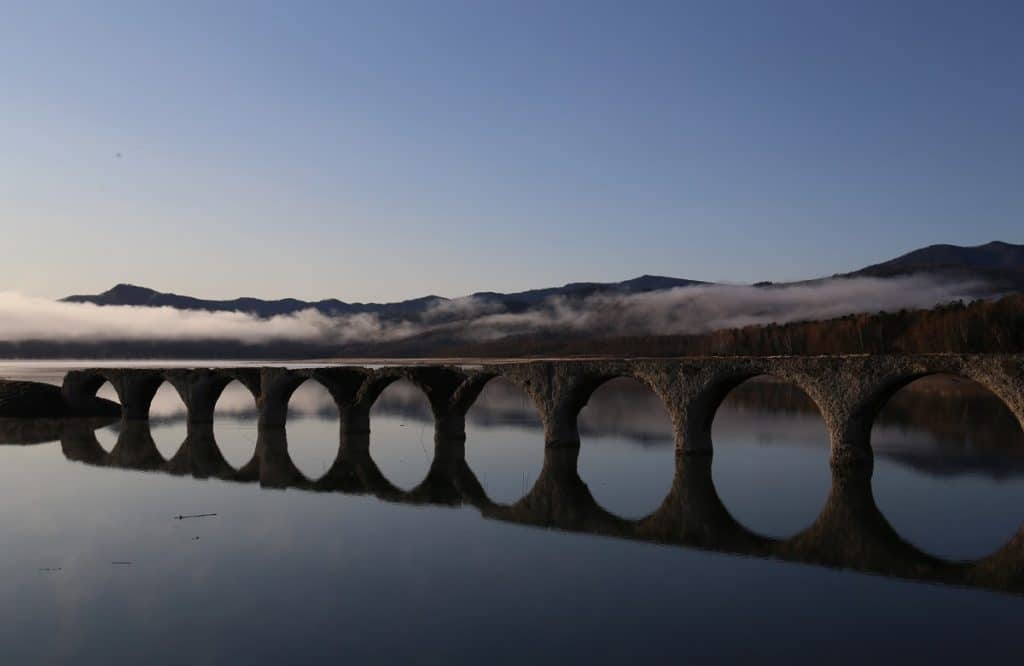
[212,379,260,470]
[871,373,1024,561]
[577,377,676,520]
[286,379,341,480]
[709,374,831,539]
[368,378,434,491]
[463,375,544,505]
[93,380,120,453]
[148,382,189,461]
[43,415,1024,597]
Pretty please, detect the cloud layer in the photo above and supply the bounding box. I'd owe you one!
[0,276,988,346]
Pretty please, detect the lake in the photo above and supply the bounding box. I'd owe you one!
[1,361,1023,663]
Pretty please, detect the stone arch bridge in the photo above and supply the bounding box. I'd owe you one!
[61,354,1024,467]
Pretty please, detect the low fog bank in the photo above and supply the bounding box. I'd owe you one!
[0,275,989,346]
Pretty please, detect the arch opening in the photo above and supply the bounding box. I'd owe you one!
[93,380,120,453]
[710,374,831,539]
[576,376,676,520]
[213,380,260,470]
[286,379,341,481]
[148,382,188,462]
[368,378,434,492]
[464,376,543,505]
[870,373,1024,561]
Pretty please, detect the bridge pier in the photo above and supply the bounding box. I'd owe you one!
[825,415,875,468]
[108,420,166,469]
[485,445,626,534]
[59,420,110,465]
[314,431,401,497]
[636,453,764,549]
[256,368,306,428]
[166,370,232,424]
[62,369,165,421]
[243,426,305,488]
[50,355,1024,485]
[111,370,166,421]
[778,464,956,582]
[407,435,486,506]
[165,422,235,479]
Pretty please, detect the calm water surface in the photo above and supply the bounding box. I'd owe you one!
[1,362,1023,663]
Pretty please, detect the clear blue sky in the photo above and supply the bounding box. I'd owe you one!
[2,1,1022,301]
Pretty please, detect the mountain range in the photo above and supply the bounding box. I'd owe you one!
[63,241,1024,318]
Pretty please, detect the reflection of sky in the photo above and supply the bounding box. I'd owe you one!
[4,364,1024,660]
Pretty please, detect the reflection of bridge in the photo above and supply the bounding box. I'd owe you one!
[61,355,1024,465]
[50,419,1024,597]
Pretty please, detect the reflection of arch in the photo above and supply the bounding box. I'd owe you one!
[313,433,401,497]
[42,413,1024,596]
[165,423,236,479]
[483,446,629,535]
[238,427,307,489]
[108,420,168,470]
[778,465,963,581]
[636,455,768,552]
[406,436,489,507]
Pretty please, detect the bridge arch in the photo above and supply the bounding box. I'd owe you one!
[855,368,1024,444]
[869,372,1024,561]
[462,374,544,505]
[84,377,123,453]
[685,366,834,456]
[576,376,678,519]
[490,362,682,450]
[210,379,261,470]
[146,382,189,461]
[366,377,436,491]
[703,370,833,538]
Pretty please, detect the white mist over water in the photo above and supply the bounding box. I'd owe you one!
[0,276,986,345]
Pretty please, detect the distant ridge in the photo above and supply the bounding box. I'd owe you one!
[61,241,1024,317]
[845,240,1024,289]
[63,275,705,319]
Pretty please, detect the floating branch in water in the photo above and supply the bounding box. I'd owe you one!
[173,513,217,520]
